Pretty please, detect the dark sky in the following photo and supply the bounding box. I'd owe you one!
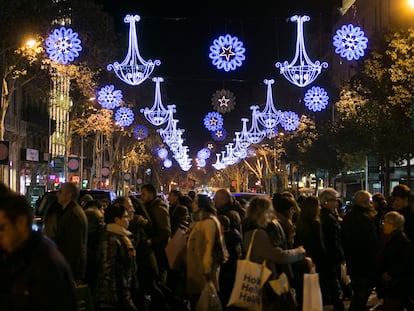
[96,1,336,156]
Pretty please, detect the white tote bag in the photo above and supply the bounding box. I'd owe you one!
[302,273,323,311]
[227,229,272,311]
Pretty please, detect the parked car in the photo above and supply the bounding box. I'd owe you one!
[231,192,269,206]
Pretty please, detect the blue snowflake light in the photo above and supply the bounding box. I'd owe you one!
[157,148,168,159]
[114,107,134,127]
[133,124,148,140]
[212,128,227,142]
[163,158,172,168]
[304,86,329,112]
[281,111,300,131]
[197,148,211,160]
[209,34,246,72]
[45,26,82,65]
[97,85,123,110]
[203,112,224,131]
[333,24,368,61]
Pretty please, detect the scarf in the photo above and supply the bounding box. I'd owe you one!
[106,223,136,257]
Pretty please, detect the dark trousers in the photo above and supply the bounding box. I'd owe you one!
[348,276,372,311]
[319,266,344,311]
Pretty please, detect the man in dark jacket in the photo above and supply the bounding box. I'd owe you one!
[341,190,378,311]
[0,190,77,311]
[55,182,88,283]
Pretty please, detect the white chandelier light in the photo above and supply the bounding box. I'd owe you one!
[212,153,226,170]
[141,77,170,126]
[275,15,328,88]
[107,15,160,86]
[247,106,266,144]
[258,79,283,129]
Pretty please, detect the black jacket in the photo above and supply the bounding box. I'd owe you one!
[0,231,77,311]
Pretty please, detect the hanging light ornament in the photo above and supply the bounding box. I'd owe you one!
[209,34,246,72]
[45,26,82,65]
[163,158,172,168]
[211,89,236,113]
[97,85,123,110]
[197,148,211,160]
[212,128,227,141]
[157,147,169,159]
[266,127,278,139]
[247,106,266,144]
[133,124,149,140]
[304,86,329,112]
[203,112,224,131]
[114,107,134,127]
[107,15,160,86]
[258,79,283,129]
[275,15,328,88]
[141,77,170,126]
[333,24,368,61]
[212,153,226,170]
[281,111,300,131]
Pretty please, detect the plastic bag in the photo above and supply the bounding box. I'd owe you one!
[195,281,222,311]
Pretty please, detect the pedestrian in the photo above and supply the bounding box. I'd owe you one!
[0,190,78,311]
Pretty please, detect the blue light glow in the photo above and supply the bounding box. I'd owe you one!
[197,148,211,160]
[281,111,300,131]
[163,158,172,168]
[114,107,134,127]
[212,128,227,141]
[209,34,246,72]
[333,24,368,61]
[203,112,224,131]
[98,85,123,110]
[45,26,82,65]
[133,124,148,140]
[303,86,329,112]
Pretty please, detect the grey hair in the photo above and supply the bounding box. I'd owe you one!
[318,187,339,204]
[383,211,405,232]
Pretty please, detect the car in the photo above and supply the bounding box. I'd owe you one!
[231,192,269,206]
[35,189,116,217]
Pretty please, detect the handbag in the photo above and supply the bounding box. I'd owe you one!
[268,272,290,295]
[227,229,272,311]
[302,273,323,311]
[76,284,94,311]
[195,281,223,311]
[165,228,187,269]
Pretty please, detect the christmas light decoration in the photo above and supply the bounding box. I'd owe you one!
[203,112,224,131]
[97,85,123,110]
[281,111,300,131]
[107,15,160,86]
[133,124,148,140]
[46,26,82,65]
[141,77,170,126]
[304,86,329,112]
[333,24,368,61]
[114,107,134,127]
[197,148,211,160]
[212,128,226,141]
[211,89,236,113]
[258,79,283,129]
[275,15,328,87]
[157,147,169,159]
[209,34,246,72]
[247,106,266,144]
[163,158,172,168]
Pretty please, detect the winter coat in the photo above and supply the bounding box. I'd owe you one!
[320,207,344,267]
[0,231,77,311]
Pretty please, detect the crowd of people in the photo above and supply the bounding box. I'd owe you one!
[1,182,414,311]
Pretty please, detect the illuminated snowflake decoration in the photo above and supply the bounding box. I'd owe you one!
[203,112,224,131]
[209,34,246,72]
[211,89,236,113]
[333,24,368,61]
[197,148,211,160]
[133,124,148,140]
[157,148,168,159]
[212,128,227,141]
[304,86,329,112]
[97,85,123,110]
[281,111,300,131]
[163,158,172,168]
[45,26,82,65]
[114,107,134,127]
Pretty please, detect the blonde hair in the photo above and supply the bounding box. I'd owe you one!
[246,196,273,228]
[383,211,405,232]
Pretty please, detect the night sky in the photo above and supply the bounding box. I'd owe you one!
[96,0,336,155]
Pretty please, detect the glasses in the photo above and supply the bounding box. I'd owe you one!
[381,220,393,226]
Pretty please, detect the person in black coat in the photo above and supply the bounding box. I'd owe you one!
[0,190,77,311]
[376,211,414,311]
[341,190,378,311]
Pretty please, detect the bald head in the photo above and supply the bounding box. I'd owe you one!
[354,190,372,208]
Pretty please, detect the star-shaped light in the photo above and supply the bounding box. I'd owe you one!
[218,96,230,107]
[219,45,236,61]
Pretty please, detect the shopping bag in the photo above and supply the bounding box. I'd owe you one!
[165,228,187,269]
[227,229,272,311]
[302,273,323,311]
[195,281,222,311]
[268,272,290,295]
